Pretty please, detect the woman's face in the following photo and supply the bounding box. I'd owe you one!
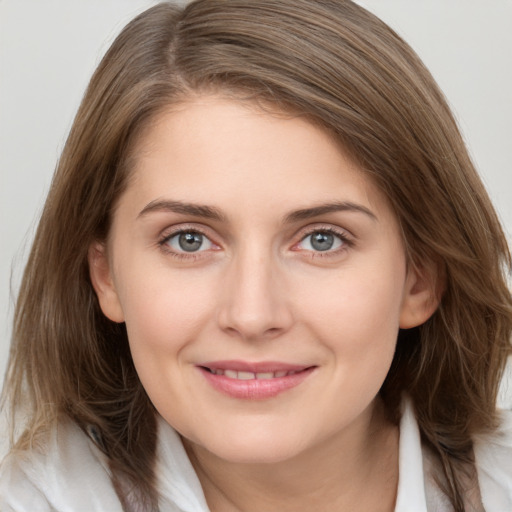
[90,95,434,464]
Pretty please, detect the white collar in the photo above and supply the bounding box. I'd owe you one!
[155,398,430,512]
[156,419,211,512]
[394,397,428,512]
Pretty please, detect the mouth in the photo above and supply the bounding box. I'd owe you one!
[201,367,304,380]
[197,361,316,399]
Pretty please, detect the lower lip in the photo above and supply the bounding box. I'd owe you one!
[198,367,315,400]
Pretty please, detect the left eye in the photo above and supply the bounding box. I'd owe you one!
[165,231,214,253]
[298,231,344,252]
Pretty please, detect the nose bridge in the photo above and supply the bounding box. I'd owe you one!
[217,241,291,340]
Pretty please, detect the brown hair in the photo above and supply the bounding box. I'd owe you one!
[3,1,511,510]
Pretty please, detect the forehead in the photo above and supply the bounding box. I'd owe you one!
[120,95,394,225]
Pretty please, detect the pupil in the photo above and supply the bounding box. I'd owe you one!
[311,232,333,251]
[178,232,203,252]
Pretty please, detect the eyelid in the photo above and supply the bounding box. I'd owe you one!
[166,231,213,253]
[158,223,221,257]
[294,223,354,242]
[291,224,354,254]
[159,222,216,240]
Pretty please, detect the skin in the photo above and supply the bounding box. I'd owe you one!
[89,95,438,511]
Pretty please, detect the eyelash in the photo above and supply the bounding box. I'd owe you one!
[158,226,216,261]
[293,226,353,259]
[157,225,354,260]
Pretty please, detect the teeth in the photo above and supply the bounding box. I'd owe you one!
[237,371,255,380]
[209,369,301,380]
[256,372,274,380]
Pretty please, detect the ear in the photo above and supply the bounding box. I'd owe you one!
[399,261,441,329]
[88,242,125,323]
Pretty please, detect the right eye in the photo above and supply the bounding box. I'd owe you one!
[163,231,215,253]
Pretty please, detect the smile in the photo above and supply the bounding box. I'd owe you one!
[203,368,299,380]
[198,361,316,399]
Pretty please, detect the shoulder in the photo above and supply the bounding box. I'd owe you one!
[397,398,512,512]
[473,408,512,512]
[0,420,123,512]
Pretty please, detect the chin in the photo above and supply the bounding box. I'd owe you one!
[195,431,308,465]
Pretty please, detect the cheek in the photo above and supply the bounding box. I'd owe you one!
[115,261,218,360]
[115,266,221,416]
[296,260,405,368]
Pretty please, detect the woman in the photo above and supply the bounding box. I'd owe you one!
[1,1,511,511]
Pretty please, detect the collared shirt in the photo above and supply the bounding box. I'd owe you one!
[1,400,511,511]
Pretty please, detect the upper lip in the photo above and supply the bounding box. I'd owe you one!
[198,360,312,373]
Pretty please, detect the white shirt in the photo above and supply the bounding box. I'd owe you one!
[1,400,511,511]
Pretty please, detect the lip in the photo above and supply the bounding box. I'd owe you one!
[200,360,309,373]
[197,360,316,400]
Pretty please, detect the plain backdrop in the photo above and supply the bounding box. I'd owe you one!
[1,1,511,407]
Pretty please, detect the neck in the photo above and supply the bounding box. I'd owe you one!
[183,398,399,512]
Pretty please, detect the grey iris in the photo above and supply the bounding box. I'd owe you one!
[179,232,203,252]
[311,232,334,251]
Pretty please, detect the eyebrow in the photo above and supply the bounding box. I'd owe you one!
[137,199,377,224]
[283,201,377,223]
[138,199,226,221]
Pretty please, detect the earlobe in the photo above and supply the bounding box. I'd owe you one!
[399,262,441,329]
[88,242,125,323]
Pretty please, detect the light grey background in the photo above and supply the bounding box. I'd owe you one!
[1,1,511,405]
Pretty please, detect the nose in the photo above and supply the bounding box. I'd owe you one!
[216,247,293,341]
